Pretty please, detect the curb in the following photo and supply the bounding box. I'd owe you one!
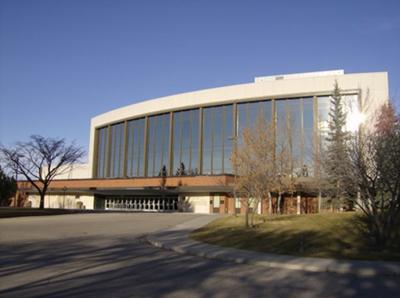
[145,217,400,277]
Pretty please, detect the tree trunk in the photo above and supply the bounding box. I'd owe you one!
[318,192,321,213]
[245,207,249,228]
[277,194,281,214]
[39,193,45,209]
[268,193,272,216]
[245,198,250,228]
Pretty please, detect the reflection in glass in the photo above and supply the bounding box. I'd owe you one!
[147,114,170,176]
[237,100,272,135]
[202,105,233,174]
[96,126,108,178]
[127,118,145,177]
[109,123,125,177]
[275,98,314,176]
[173,109,199,175]
[303,97,314,176]
[92,93,361,179]
[343,95,362,132]
[286,99,302,168]
[317,96,330,149]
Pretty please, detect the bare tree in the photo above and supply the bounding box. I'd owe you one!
[0,135,85,209]
[232,116,276,227]
[346,102,400,248]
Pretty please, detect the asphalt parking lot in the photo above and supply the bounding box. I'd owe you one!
[0,213,399,298]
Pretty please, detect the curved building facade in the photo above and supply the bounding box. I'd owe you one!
[24,70,389,214]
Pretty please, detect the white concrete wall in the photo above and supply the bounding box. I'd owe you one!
[184,196,210,214]
[88,71,389,176]
[28,194,94,209]
[53,164,91,180]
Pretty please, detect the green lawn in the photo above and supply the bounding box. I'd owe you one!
[191,212,400,261]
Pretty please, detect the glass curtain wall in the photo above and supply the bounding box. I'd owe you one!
[147,113,170,176]
[202,105,233,174]
[173,109,199,175]
[94,94,361,178]
[126,118,145,177]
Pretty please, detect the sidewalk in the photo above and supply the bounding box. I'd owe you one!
[146,215,400,277]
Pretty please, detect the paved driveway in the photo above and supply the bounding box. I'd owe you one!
[0,212,199,243]
[0,213,399,297]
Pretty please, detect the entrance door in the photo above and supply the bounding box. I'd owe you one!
[103,196,178,212]
[212,195,220,213]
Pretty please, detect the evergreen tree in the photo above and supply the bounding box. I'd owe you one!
[324,81,351,209]
[175,162,186,176]
[0,166,16,206]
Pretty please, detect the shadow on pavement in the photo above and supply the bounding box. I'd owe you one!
[0,230,399,298]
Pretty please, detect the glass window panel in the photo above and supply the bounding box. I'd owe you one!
[303,97,314,176]
[223,105,233,173]
[161,114,170,174]
[109,123,124,178]
[317,96,331,148]
[238,100,271,131]
[147,116,157,176]
[235,197,241,208]
[237,100,271,148]
[137,119,145,176]
[276,99,287,148]
[213,195,220,208]
[147,114,170,177]
[181,111,191,173]
[202,108,214,175]
[276,99,303,175]
[190,110,199,175]
[202,105,233,175]
[317,94,359,144]
[262,100,272,122]
[154,117,162,176]
[173,111,182,175]
[96,126,108,178]
[237,103,247,144]
[286,99,302,171]
[213,106,224,174]
[247,102,260,127]
[172,109,201,176]
[127,118,145,177]
[343,95,360,132]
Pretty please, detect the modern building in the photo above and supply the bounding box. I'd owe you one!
[22,70,388,214]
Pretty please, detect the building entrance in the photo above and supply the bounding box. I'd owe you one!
[103,196,179,212]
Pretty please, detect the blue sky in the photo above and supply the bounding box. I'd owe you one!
[1,0,399,159]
